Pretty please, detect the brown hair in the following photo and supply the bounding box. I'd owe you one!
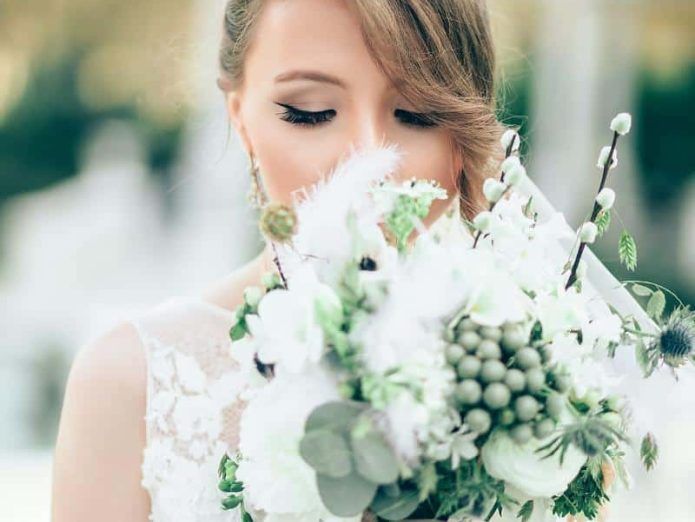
[218,0,505,220]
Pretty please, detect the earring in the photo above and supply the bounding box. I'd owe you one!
[247,155,267,209]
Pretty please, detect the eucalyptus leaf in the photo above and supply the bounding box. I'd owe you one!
[299,429,352,478]
[351,422,400,484]
[317,470,378,517]
[631,283,652,297]
[371,486,420,521]
[646,290,666,320]
[305,401,366,433]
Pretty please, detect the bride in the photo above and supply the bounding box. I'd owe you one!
[51,0,504,520]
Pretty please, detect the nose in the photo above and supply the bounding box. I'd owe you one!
[349,110,388,152]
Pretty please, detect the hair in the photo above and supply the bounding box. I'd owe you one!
[217,0,506,220]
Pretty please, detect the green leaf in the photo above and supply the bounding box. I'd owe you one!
[316,470,378,517]
[630,283,652,297]
[640,433,659,471]
[416,462,438,501]
[646,290,666,320]
[229,320,247,341]
[371,486,421,521]
[351,419,400,484]
[517,500,534,522]
[618,229,637,271]
[299,429,352,478]
[595,209,611,237]
[305,401,365,433]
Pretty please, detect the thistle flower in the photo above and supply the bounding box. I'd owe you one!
[595,188,616,210]
[501,128,521,153]
[483,178,506,204]
[610,112,632,135]
[596,146,618,170]
[259,202,298,243]
[653,306,695,367]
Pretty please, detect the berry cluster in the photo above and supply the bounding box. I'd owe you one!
[445,317,570,444]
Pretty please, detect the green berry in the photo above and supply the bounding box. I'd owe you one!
[534,418,556,439]
[480,326,503,342]
[514,395,540,422]
[446,344,465,365]
[457,356,482,379]
[504,369,526,393]
[477,340,502,359]
[459,331,482,351]
[601,411,623,429]
[459,318,478,332]
[480,360,506,382]
[456,380,482,405]
[510,423,533,444]
[498,408,516,426]
[525,368,546,393]
[502,325,526,353]
[538,345,552,363]
[483,383,511,409]
[516,347,541,369]
[465,408,492,434]
[545,393,565,421]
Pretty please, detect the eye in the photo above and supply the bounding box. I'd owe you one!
[275,103,335,127]
[395,109,437,128]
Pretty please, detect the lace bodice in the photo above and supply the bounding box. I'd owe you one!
[130,296,245,521]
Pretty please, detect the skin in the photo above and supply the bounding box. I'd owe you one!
[52,0,462,519]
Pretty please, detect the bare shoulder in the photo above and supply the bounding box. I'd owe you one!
[52,319,149,520]
[201,251,270,312]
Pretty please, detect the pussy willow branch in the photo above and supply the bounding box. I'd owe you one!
[565,131,620,289]
[472,133,518,248]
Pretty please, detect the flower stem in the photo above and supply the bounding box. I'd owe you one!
[565,131,620,289]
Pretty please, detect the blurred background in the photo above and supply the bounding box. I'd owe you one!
[0,0,692,519]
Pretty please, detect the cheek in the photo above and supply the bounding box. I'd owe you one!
[394,132,460,225]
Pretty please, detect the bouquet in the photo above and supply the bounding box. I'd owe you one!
[216,113,694,522]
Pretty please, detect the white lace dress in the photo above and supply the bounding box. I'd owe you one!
[130,295,246,522]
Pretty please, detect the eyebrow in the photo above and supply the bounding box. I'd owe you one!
[274,69,347,89]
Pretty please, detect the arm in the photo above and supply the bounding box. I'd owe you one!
[51,320,150,521]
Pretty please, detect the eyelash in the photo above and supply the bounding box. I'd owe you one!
[275,103,436,129]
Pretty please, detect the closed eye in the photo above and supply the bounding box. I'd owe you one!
[275,103,437,129]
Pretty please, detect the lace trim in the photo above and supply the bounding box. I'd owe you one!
[130,296,244,522]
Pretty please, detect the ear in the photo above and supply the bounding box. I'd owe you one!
[225,91,254,157]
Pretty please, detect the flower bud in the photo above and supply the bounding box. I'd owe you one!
[579,222,598,244]
[595,188,616,209]
[473,211,493,232]
[483,178,506,203]
[610,112,632,135]
[501,129,520,153]
[500,155,521,175]
[597,146,618,170]
[506,163,527,187]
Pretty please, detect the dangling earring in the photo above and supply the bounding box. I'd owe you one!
[247,155,268,209]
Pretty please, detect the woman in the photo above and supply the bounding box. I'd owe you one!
[51,0,503,520]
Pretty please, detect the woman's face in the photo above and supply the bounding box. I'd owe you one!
[226,0,461,226]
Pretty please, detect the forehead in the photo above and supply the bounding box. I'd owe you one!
[243,0,390,90]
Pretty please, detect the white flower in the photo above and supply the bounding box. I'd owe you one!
[536,286,588,341]
[483,178,506,203]
[500,129,521,153]
[449,425,479,468]
[247,264,340,374]
[610,112,632,135]
[237,367,345,519]
[579,221,598,244]
[481,430,587,498]
[596,187,616,209]
[596,146,618,169]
